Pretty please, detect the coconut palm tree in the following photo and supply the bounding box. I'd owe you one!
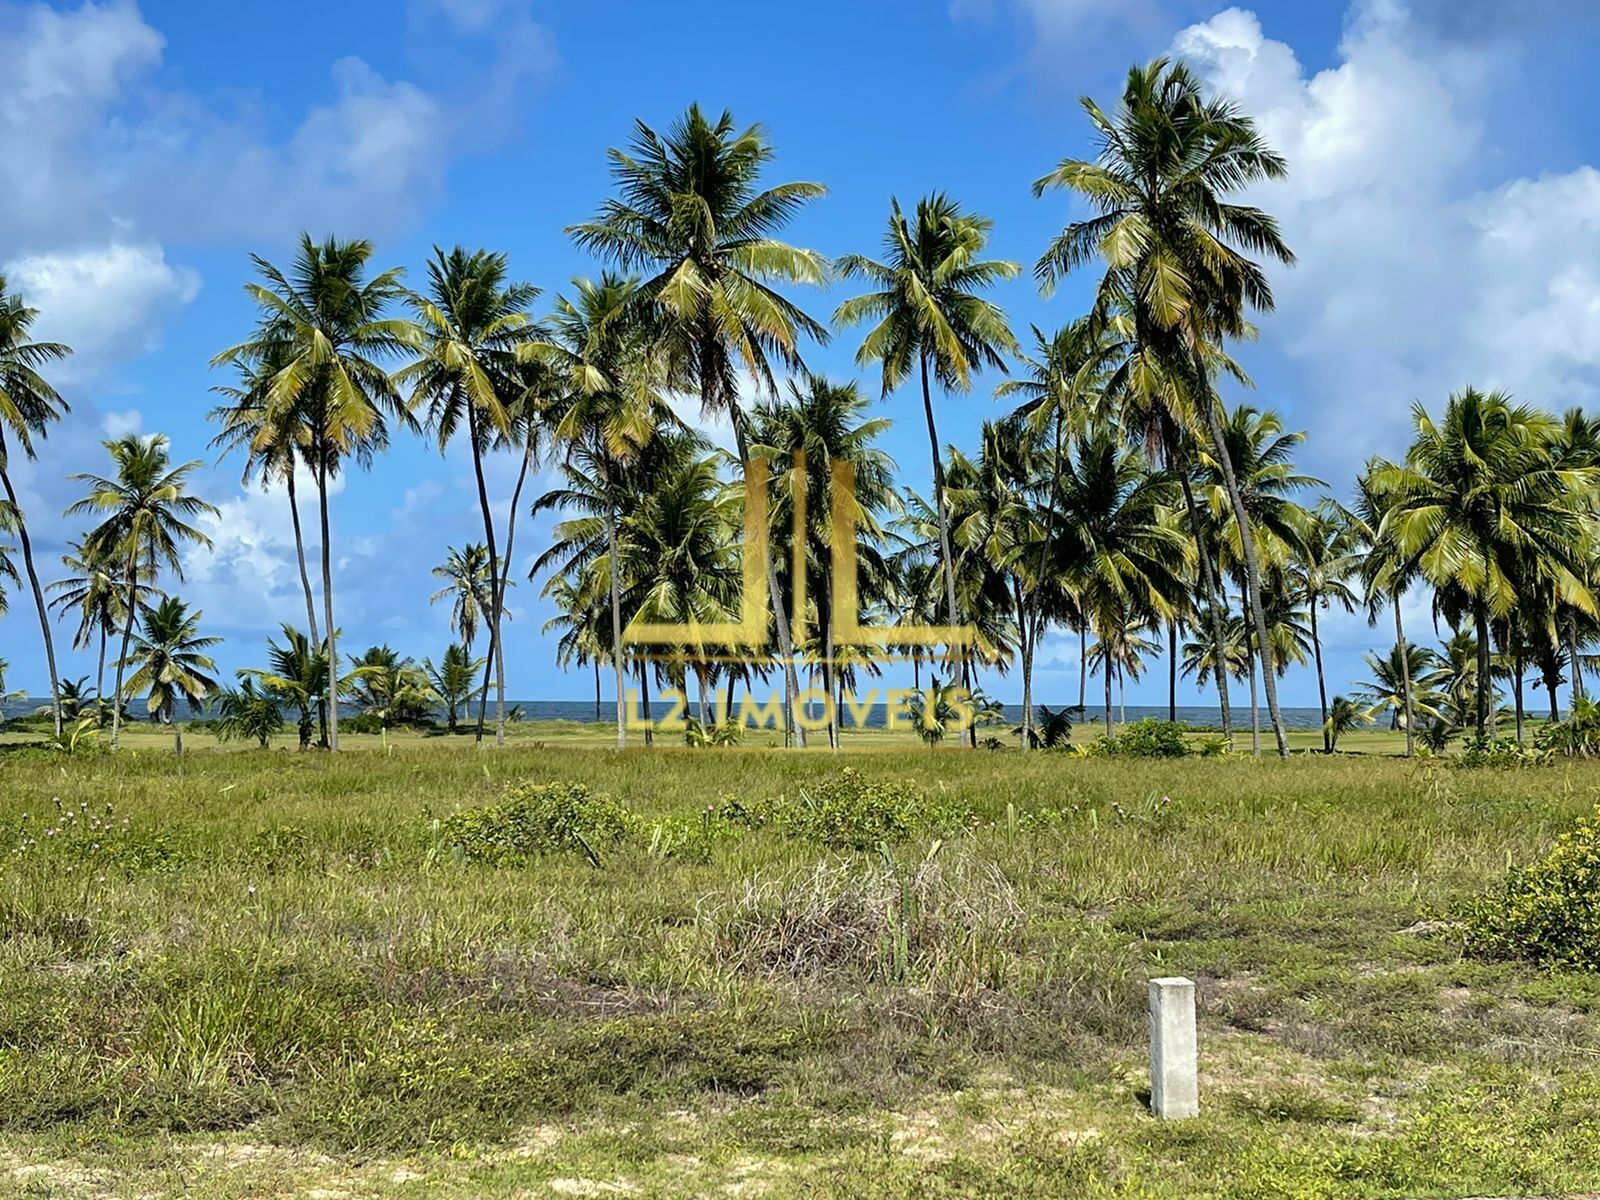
[1051,430,1187,738]
[569,104,827,745]
[211,234,413,752]
[346,644,431,729]
[48,539,137,706]
[430,543,493,652]
[1295,502,1362,751]
[1373,388,1598,737]
[1355,642,1445,733]
[835,194,1019,744]
[118,595,220,755]
[1035,58,1297,756]
[240,625,329,751]
[68,435,217,751]
[215,678,284,749]
[1323,695,1376,753]
[424,643,487,734]
[207,353,321,645]
[544,273,675,748]
[0,276,73,735]
[396,247,543,746]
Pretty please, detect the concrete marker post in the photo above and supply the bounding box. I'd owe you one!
[1148,976,1199,1118]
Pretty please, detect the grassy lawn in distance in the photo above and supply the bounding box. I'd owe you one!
[2,731,1598,1197]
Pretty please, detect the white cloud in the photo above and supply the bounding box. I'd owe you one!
[1171,2,1600,475]
[99,408,142,438]
[3,242,199,378]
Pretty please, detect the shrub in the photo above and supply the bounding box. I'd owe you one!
[769,768,972,850]
[437,781,634,865]
[645,798,760,861]
[1100,718,1190,758]
[1456,735,1550,769]
[1461,804,1600,969]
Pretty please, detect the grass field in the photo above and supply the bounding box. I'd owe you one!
[3,724,1599,1198]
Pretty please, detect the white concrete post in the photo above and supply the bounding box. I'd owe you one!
[1148,976,1199,1118]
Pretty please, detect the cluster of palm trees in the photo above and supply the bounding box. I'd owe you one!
[3,62,1599,759]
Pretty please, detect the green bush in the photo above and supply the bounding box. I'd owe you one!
[1456,735,1551,769]
[770,768,972,850]
[1100,718,1190,758]
[1461,804,1600,969]
[437,781,633,865]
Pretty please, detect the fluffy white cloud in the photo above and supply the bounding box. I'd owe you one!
[3,242,199,377]
[1171,2,1600,474]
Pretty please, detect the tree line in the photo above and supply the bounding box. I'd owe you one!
[2,60,1597,758]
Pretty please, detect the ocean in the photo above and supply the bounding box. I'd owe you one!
[1,696,1333,731]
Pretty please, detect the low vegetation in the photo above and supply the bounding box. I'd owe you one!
[4,739,1600,1197]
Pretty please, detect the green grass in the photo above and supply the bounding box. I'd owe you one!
[2,728,1599,1197]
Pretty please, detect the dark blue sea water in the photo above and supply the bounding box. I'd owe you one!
[1,696,1330,731]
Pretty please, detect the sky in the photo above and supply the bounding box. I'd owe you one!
[4,0,1600,711]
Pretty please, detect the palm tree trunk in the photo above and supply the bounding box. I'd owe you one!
[1119,663,1126,727]
[1513,645,1526,745]
[1078,625,1088,711]
[492,437,535,744]
[95,624,107,711]
[1310,600,1330,753]
[1178,471,1234,745]
[317,449,340,752]
[1103,639,1114,737]
[1168,620,1178,723]
[918,352,973,749]
[1567,613,1585,705]
[606,500,627,750]
[0,457,62,738]
[1242,597,1260,757]
[1475,602,1491,739]
[1199,390,1287,757]
[593,660,601,723]
[109,548,139,752]
[726,403,804,749]
[1393,597,1415,757]
[285,463,319,647]
[637,658,653,747]
[1017,579,1034,749]
[465,405,506,748]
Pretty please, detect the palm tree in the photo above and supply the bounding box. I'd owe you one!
[212,234,413,752]
[346,644,430,729]
[118,595,220,755]
[215,678,284,749]
[1323,695,1376,753]
[1296,502,1361,751]
[397,247,543,747]
[0,276,73,735]
[68,435,217,750]
[48,539,136,705]
[241,625,329,751]
[1348,467,1421,756]
[544,273,674,749]
[423,643,486,734]
[1035,59,1297,757]
[208,353,321,644]
[1052,430,1187,738]
[570,104,828,746]
[430,543,493,652]
[1356,642,1444,733]
[1373,389,1597,737]
[56,675,95,721]
[835,194,1019,745]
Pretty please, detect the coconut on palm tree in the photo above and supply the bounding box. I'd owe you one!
[118,596,220,755]
[68,435,217,751]
[1035,58,1297,756]
[835,194,1019,745]
[212,235,413,752]
[570,104,828,746]
[0,276,73,735]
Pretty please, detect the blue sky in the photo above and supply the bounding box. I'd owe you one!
[4,0,1600,710]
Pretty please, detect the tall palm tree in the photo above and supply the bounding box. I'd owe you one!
[49,538,137,705]
[1373,389,1598,737]
[241,625,329,751]
[835,194,1019,745]
[212,234,413,751]
[0,276,73,735]
[67,435,217,750]
[544,273,674,749]
[430,543,493,653]
[570,104,828,746]
[1035,59,1297,756]
[1296,502,1361,751]
[396,247,543,747]
[118,595,220,755]
[207,353,321,645]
